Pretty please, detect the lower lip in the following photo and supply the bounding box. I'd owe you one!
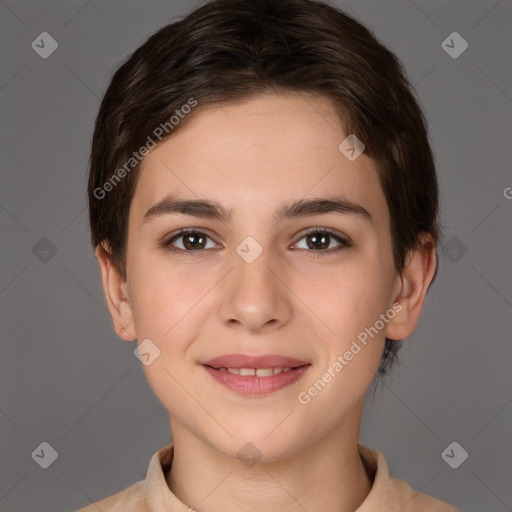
[202,365,311,395]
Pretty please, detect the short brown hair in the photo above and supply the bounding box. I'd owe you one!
[88,0,441,378]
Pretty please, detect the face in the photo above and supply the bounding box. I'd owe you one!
[106,93,414,461]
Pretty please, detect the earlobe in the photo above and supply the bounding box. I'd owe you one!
[385,234,437,341]
[95,244,136,341]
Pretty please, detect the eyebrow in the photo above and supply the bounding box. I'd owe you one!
[142,194,374,226]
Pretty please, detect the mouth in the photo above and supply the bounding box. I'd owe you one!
[200,354,311,395]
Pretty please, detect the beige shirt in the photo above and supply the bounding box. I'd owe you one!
[77,444,459,511]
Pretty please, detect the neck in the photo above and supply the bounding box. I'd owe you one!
[166,412,373,512]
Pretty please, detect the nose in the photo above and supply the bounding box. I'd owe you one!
[217,246,293,333]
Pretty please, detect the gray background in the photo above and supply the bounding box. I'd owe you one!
[1,1,511,511]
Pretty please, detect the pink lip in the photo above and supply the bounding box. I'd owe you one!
[201,353,311,396]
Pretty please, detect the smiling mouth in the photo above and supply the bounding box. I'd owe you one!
[201,363,311,395]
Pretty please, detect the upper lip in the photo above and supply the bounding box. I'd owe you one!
[201,353,310,369]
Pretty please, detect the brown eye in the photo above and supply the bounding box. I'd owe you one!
[181,232,206,250]
[293,228,350,252]
[306,231,331,250]
[164,229,217,253]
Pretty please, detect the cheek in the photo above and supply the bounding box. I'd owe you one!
[129,258,203,337]
[319,260,393,336]
[129,265,203,405]
[304,270,389,405]
[308,265,394,397]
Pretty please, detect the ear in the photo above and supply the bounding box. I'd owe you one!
[95,243,136,341]
[385,233,437,341]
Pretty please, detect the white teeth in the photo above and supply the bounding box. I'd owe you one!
[256,368,273,377]
[220,367,294,376]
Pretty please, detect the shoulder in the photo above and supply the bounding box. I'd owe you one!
[357,444,459,512]
[76,480,145,512]
[389,476,459,511]
[75,444,175,511]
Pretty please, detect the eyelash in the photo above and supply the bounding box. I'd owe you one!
[162,227,351,257]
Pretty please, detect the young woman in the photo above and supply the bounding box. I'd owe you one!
[80,1,458,510]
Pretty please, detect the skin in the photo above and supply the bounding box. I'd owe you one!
[96,92,437,512]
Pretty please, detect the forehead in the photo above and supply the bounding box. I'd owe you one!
[130,92,387,226]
